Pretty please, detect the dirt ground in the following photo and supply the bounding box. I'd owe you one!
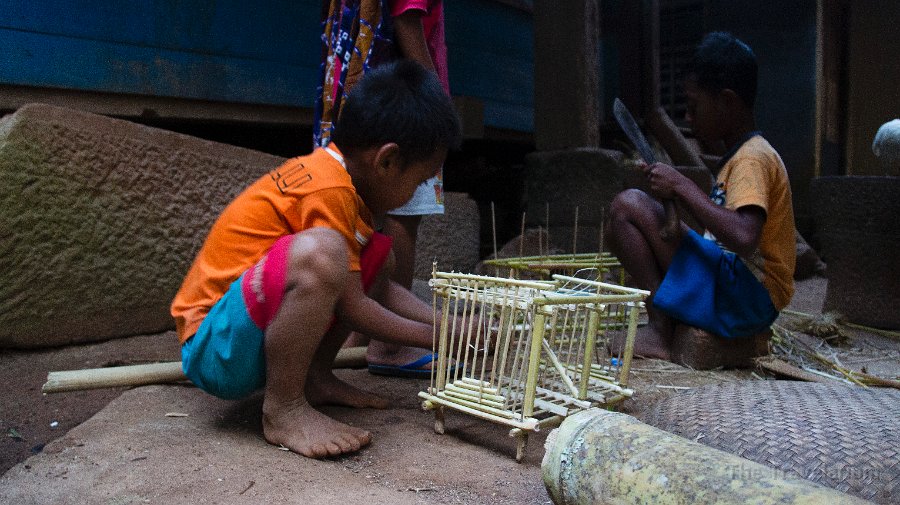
[1,275,898,503]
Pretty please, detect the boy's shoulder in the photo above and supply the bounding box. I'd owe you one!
[727,135,783,174]
[264,148,355,198]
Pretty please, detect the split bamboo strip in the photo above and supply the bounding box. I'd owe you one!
[540,338,580,398]
[443,389,506,409]
[431,268,440,387]
[522,312,547,418]
[619,302,640,386]
[781,308,900,341]
[420,393,539,431]
[572,206,579,256]
[579,311,600,399]
[449,381,502,399]
[434,392,518,420]
[436,293,452,389]
[491,202,500,278]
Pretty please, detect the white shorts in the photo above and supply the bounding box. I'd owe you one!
[387,170,444,216]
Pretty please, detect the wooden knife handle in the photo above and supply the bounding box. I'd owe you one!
[661,199,679,241]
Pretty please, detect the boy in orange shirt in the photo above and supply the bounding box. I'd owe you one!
[608,32,795,361]
[171,60,460,458]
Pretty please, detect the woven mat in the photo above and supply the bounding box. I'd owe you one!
[638,380,900,504]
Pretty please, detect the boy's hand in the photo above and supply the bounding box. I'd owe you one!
[642,162,684,200]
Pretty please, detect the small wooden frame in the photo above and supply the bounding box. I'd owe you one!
[419,271,648,461]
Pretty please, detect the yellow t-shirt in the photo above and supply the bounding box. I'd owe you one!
[170,147,374,343]
[706,135,796,310]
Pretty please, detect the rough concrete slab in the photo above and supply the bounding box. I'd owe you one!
[414,192,480,280]
[0,104,284,348]
[523,148,624,231]
[0,372,551,505]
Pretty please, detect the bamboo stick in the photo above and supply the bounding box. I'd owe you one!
[541,338,580,398]
[42,347,369,394]
[523,312,547,418]
[618,303,640,387]
[43,361,186,394]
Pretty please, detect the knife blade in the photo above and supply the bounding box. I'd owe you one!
[612,98,679,241]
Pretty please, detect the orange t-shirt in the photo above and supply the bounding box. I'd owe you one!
[170,147,374,343]
[705,135,796,310]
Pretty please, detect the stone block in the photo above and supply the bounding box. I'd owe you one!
[0,104,284,348]
[810,176,900,329]
[794,230,826,280]
[524,148,624,230]
[413,192,480,279]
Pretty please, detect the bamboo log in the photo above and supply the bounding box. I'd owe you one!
[543,408,873,505]
[41,346,369,394]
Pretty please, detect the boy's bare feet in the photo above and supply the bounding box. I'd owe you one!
[262,399,371,459]
[609,318,673,361]
[632,325,672,360]
[305,371,390,409]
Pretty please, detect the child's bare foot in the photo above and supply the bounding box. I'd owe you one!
[632,325,672,360]
[263,399,371,459]
[305,371,390,409]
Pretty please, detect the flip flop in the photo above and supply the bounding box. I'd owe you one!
[368,353,450,379]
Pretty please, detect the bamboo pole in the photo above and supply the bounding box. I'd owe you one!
[523,312,547,418]
[618,302,640,387]
[41,347,369,394]
[43,361,186,394]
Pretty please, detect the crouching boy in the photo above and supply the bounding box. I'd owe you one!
[170,60,461,458]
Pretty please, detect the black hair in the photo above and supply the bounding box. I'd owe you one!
[685,32,758,108]
[331,59,462,165]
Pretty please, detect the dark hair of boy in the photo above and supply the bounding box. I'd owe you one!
[685,31,758,108]
[331,59,462,166]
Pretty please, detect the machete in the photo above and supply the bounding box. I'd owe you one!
[613,98,679,241]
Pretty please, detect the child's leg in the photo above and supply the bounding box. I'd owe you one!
[366,214,437,370]
[608,189,682,359]
[261,227,371,459]
[304,318,389,409]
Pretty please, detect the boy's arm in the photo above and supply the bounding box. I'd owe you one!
[335,272,434,348]
[382,279,435,323]
[392,10,435,71]
[645,162,766,256]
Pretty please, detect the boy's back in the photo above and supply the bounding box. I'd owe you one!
[708,135,795,309]
[171,147,372,343]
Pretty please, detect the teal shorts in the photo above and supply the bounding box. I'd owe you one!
[181,274,265,400]
[181,232,394,400]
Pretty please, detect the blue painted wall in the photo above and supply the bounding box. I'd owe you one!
[0,1,321,105]
[0,0,534,132]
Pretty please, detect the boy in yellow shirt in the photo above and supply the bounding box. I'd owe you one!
[171,60,460,458]
[608,32,795,361]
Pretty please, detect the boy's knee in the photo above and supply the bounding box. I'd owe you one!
[610,189,653,219]
[287,228,348,292]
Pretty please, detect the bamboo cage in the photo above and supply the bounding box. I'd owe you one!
[418,271,648,461]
